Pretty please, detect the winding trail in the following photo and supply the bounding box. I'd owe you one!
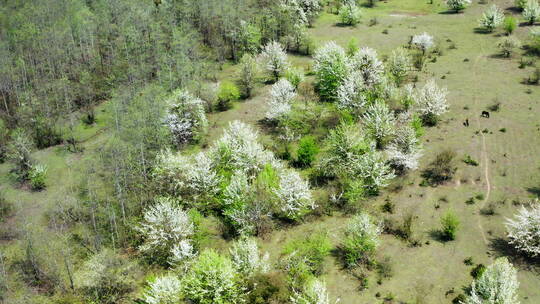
[471,49,491,250]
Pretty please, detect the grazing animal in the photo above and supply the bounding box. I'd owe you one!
[481,111,490,118]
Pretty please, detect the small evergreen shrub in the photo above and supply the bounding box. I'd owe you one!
[217,81,240,111]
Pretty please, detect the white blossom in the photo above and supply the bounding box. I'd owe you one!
[351,47,385,88]
[446,0,471,12]
[261,41,289,79]
[142,274,182,304]
[478,5,505,31]
[210,120,279,177]
[266,78,296,121]
[386,126,423,171]
[523,0,540,24]
[298,0,322,25]
[346,212,382,247]
[230,238,270,277]
[291,279,331,304]
[506,203,540,257]
[361,101,396,146]
[336,71,368,111]
[463,257,520,304]
[153,150,221,200]
[339,2,362,26]
[412,32,434,54]
[313,41,351,101]
[170,239,196,266]
[138,197,194,260]
[415,79,449,117]
[274,168,315,220]
[357,150,396,190]
[164,90,207,145]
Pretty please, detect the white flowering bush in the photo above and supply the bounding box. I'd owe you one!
[336,71,368,111]
[170,239,197,267]
[274,168,315,220]
[478,5,505,32]
[181,249,246,304]
[298,0,322,25]
[261,41,289,80]
[164,90,207,146]
[506,204,540,257]
[266,78,296,121]
[138,197,194,263]
[230,238,270,277]
[313,41,351,102]
[388,47,411,86]
[142,274,182,304]
[386,126,423,172]
[446,0,471,12]
[361,101,396,148]
[357,150,395,192]
[415,79,449,125]
[463,257,520,304]
[210,120,279,178]
[153,150,221,201]
[523,0,540,25]
[351,47,385,88]
[291,278,331,304]
[339,2,362,26]
[412,32,434,54]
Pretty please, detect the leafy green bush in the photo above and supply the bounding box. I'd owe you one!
[217,81,240,111]
[296,136,319,167]
[181,249,246,304]
[503,16,517,35]
[285,68,304,88]
[281,233,332,283]
[440,210,460,241]
[29,164,47,190]
[471,263,487,279]
[463,155,479,166]
[341,213,381,268]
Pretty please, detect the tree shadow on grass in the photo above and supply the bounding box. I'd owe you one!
[505,6,522,14]
[438,10,462,15]
[489,237,540,274]
[526,186,540,197]
[428,229,449,244]
[473,27,493,34]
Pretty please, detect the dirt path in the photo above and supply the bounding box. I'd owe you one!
[472,49,491,249]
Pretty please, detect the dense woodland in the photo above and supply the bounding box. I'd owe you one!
[0,0,540,303]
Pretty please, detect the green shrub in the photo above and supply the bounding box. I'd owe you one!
[29,164,47,190]
[471,264,487,279]
[341,213,381,268]
[347,38,359,56]
[463,155,479,166]
[296,136,319,167]
[503,17,517,35]
[440,210,460,241]
[217,81,240,111]
[411,115,425,138]
[282,233,332,282]
[285,68,304,88]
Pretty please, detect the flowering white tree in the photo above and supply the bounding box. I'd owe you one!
[274,168,315,220]
[298,0,322,25]
[261,41,289,80]
[361,101,396,148]
[170,239,196,267]
[523,0,540,25]
[291,278,331,304]
[138,197,194,262]
[210,120,279,178]
[506,204,540,257]
[386,126,423,172]
[336,71,368,111]
[153,150,221,201]
[463,257,520,304]
[412,32,434,54]
[351,47,385,88]
[478,5,505,32]
[446,0,472,12]
[388,47,411,86]
[266,78,296,121]
[313,41,351,102]
[346,212,382,248]
[142,274,182,304]
[357,150,395,192]
[230,238,270,277]
[415,79,449,125]
[164,90,208,146]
